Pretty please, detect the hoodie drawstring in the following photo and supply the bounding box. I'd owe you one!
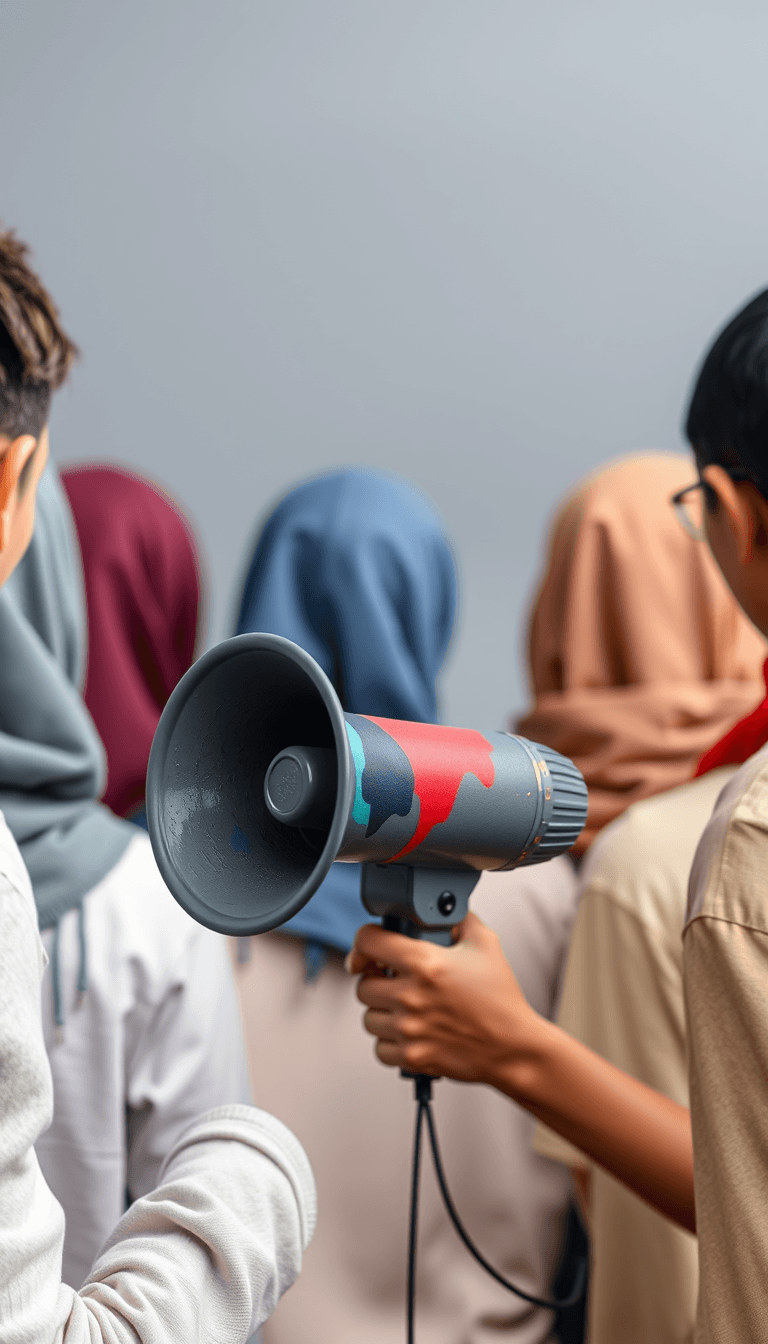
[50,900,88,1032]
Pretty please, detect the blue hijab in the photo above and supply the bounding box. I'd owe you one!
[235,468,457,965]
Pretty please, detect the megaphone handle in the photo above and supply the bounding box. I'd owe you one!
[372,870,474,1086]
[362,864,479,942]
[381,914,454,947]
[378,918,446,1089]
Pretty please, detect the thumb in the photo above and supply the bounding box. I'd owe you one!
[453,909,492,947]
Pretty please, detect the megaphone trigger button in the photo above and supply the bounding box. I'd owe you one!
[437,891,456,917]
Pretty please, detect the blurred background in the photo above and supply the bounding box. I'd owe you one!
[2,0,768,728]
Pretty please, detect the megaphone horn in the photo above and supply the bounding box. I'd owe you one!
[147,634,588,938]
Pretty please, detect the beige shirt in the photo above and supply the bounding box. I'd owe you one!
[0,809,316,1342]
[233,856,580,1344]
[684,742,768,1344]
[537,769,736,1344]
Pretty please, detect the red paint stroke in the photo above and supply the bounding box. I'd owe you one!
[364,717,495,860]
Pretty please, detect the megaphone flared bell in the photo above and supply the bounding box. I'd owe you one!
[146,635,355,937]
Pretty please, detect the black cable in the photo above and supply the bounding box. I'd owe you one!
[405,1074,587,1342]
[407,1092,425,1344]
[423,1087,588,1310]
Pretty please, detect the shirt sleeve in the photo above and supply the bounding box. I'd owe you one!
[125,917,254,1202]
[63,1106,316,1343]
[685,915,768,1344]
[0,867,72,1340]
[0,845,316,1343]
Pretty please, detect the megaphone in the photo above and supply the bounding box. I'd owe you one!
[146,634,588,942]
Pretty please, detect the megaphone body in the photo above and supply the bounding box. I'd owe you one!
[146,634,588,941]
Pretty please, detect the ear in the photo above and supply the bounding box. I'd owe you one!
[0,435,38,553]
[701,464,768,565]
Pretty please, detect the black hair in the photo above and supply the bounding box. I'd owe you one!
[686,287,768,499]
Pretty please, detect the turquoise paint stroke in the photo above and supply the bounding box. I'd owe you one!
[345,721,371,830]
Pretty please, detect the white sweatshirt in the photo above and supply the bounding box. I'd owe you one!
[0,813,316,1343]
[36,832,255,1289]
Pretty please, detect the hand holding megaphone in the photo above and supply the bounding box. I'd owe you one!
[146,634,588,941]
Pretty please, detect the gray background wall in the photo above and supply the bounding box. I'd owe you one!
[2,0,768,729]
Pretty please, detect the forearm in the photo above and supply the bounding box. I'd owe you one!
[77,1106,316,1341]
[351,915,695,1232]
[494,1017,695,1233]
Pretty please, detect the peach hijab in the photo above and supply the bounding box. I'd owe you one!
[516,454,767,853]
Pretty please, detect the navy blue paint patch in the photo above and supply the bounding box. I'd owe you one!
[346,714,415,837]
[230,823,251,853]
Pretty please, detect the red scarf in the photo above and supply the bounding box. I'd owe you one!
[696,657,768,777]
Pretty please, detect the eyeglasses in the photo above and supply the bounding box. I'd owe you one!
[671,468,754,541]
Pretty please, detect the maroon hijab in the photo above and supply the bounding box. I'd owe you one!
[61,466,201,819]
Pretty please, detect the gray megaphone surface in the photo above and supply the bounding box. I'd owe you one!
[147,635,355,937]
[147,634,588,937]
